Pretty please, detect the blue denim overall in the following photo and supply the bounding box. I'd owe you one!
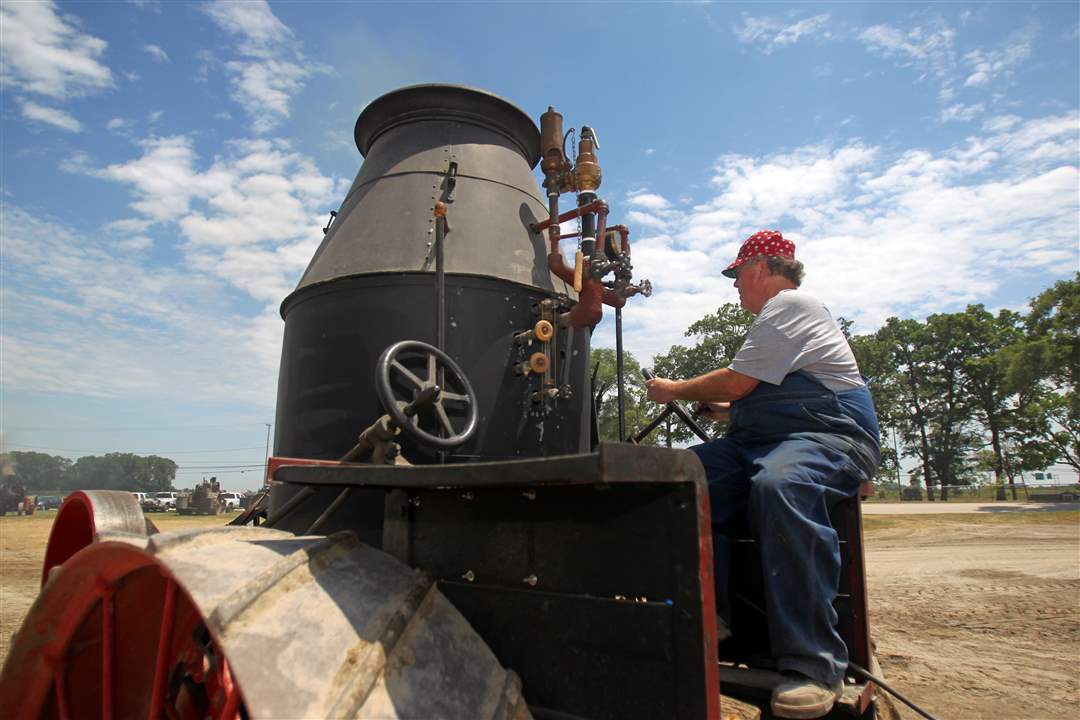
[689,371,880,686]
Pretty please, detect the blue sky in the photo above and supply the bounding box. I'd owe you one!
[2,1,1077,489]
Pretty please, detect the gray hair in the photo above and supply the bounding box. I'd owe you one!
[748,254,805,287]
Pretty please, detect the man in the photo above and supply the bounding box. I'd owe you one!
[646,230,880,720]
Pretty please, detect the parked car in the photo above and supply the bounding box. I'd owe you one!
[219,492,243,511]
[130,492,147,505]
[143,491,178,512]
[36,495,64,511]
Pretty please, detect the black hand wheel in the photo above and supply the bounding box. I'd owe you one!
[375,340,479,451]
[641,368,712,442]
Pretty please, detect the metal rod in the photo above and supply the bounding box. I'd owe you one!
[560,325,575,391]
[149,580,177,720]
[847,662,940,720]
[435,215,446,353]
[263,423,271,487]
[615,306,625,440]
[264,485,316,528]
[630,407,673,443]
[304,488,354,535]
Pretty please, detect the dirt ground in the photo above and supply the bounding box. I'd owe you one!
[1,508,1077,718]
[864,511,1080,719]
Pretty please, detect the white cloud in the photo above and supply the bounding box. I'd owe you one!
[18,99,82,132]
[628,190,672,212]
[106,116,130,132]
[143,43,170,63]
[0,1,113,99]
[0,203,276,404]
[594,113,1079,362]
[198,0,328,134]
[64,135,343,303]
[962,29,1034,88]
[733,13,831,54]
[4,129,348,405]
[857,21,957,78]
[941,102,985,122]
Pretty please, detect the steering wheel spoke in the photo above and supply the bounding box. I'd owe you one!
[376,341,479,451]
[390,360,425,389]
[435,404,455,436]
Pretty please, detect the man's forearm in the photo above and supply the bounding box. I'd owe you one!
[672,368,758,402]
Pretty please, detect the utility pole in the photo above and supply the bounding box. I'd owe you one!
[263,423,271,487]
[893,429,902,501]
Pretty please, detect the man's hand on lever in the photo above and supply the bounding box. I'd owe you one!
[644,376,681,405]
[691,401,731,423]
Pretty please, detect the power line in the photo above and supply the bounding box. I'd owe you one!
[2,423,273,432]
[6,442,267,453]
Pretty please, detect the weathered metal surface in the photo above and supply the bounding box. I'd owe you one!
[293,85,554,295]
[271,442,703,490]
[269,443,718,719]
[273,277,592,467]
[3,526,531,719]
[41,489,152,586]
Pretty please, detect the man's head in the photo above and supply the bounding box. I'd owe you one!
[723,230,804,314]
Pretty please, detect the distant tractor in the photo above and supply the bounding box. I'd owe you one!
[0,85,885,719]
[176,477,224,516]
[0,477,30,516]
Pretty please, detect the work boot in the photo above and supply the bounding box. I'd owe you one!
[770,672,843,719]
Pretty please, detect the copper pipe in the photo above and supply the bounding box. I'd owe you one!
[560,277,603,327]
[546,194,576,285]
[548,252,575,285]
[602,287,626,309]
[533,198,603,233]
[606,224,630,254]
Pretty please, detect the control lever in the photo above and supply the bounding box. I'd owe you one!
[635,368,712,443]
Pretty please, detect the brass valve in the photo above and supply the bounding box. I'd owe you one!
[529,352,549,374]
[572,126,601,192]
[533,320,554,342]
[514,319,555,345]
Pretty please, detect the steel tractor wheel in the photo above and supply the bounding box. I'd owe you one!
[3,495,530,720]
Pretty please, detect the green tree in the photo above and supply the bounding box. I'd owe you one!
[651,303,754,444]
[955,305,1025,499]
[876,318,938,499]
[5,451,72,491]
[921,312,982,499]
[591,347,660,445]
[68,453,177,491]
[1001,275,1080,472]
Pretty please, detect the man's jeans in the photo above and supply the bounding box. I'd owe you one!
[690,371,880,686]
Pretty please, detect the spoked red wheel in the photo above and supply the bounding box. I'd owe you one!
[3,527,531,720]
[4,539,244,720]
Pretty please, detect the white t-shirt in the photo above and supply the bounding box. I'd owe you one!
[729,289,864,391]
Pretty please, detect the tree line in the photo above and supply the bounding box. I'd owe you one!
[2,451,178,493]
[596,275,1077,501]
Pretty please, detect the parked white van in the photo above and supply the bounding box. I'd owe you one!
[145,491,178,511]
[219,492,243,511]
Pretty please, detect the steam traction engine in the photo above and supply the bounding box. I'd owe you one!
[1,86,879,720]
